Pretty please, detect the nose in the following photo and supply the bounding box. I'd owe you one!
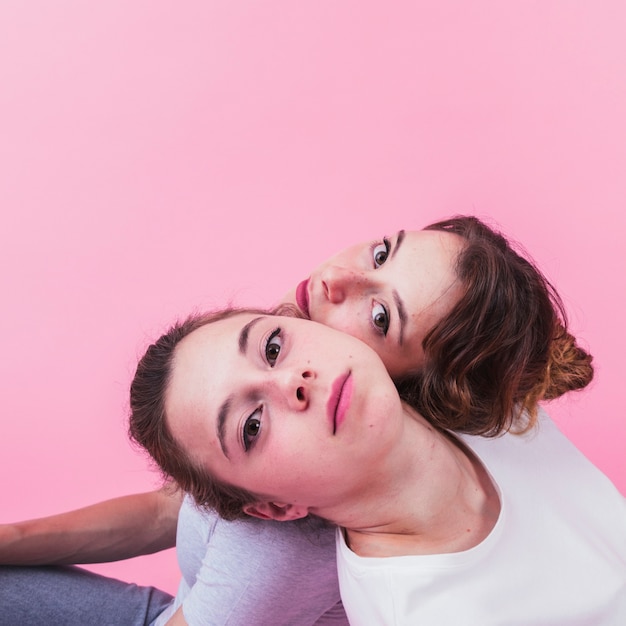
[272,368,314,411]
[320,265,371,304]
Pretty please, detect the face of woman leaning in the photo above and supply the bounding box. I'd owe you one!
[287,229,465,378]
[165,313,405,514]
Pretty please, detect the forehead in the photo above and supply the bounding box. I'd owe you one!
[396,229,464,308]
[385,230,465,365]
[401,229,463,270]
[164,313,258,457]
[334,228,462,265]
[172,313,255,384]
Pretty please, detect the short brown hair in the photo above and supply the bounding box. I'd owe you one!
[396,216,593,435]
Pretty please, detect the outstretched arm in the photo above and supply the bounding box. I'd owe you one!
[0,486,181,565]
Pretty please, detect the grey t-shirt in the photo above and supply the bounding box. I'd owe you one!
[156,496,347,625]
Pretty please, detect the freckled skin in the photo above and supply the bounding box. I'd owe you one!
[284,230,465,378]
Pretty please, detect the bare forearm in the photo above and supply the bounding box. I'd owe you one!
[166,606,188,626]
[0,487,181,565]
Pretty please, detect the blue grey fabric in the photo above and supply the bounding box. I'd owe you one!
[0,565,173,625]
[167,498,348,625]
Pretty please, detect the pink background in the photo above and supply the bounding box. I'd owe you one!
[1,2,624,594]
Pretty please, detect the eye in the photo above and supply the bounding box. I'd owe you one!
[372,238,390,268]
[371,302,389,336]
[265,328,282,367]
[242,409,262,451]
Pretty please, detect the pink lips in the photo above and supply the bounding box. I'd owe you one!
[327,372,353,434]
[295,278,311,318]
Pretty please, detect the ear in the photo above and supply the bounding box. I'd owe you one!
[243,501,309,522]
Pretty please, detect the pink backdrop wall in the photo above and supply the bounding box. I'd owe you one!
[1,1,624,594]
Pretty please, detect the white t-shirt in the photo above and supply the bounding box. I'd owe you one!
[337,409,626,625]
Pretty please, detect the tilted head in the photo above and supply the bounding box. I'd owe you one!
[288,215,593,435]
[129,309,403,521]
[289,228,465,378]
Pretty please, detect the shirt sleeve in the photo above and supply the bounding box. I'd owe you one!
[181,513,348,626]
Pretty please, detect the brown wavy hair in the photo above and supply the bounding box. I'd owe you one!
[395,216,593,435]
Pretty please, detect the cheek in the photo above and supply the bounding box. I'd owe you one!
[373,330,425,379]
[313,307,372,345]
[379,352,408,379]
[261,441,331,495]
[398,337,426,374]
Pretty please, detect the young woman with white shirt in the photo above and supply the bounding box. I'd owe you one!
[127,307,624,625]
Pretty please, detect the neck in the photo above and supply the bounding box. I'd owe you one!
[319,410,500,557]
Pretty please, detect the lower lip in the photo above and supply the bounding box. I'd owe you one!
[295,278,310,318]
[332,374,353,434]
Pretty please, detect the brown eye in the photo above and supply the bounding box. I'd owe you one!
[266,342,280,361]
[242,413,262,451]
[371,303,389,335]
[265,329,282,366]
[372,240,390,268]
[245,418,261,437]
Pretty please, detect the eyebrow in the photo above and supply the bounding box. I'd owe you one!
[239,316,263,355]
[217,398,233,458]
[390,229,405,260]
[394,290,407,346]
[390,231,407,345]
[217,315,265,459]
